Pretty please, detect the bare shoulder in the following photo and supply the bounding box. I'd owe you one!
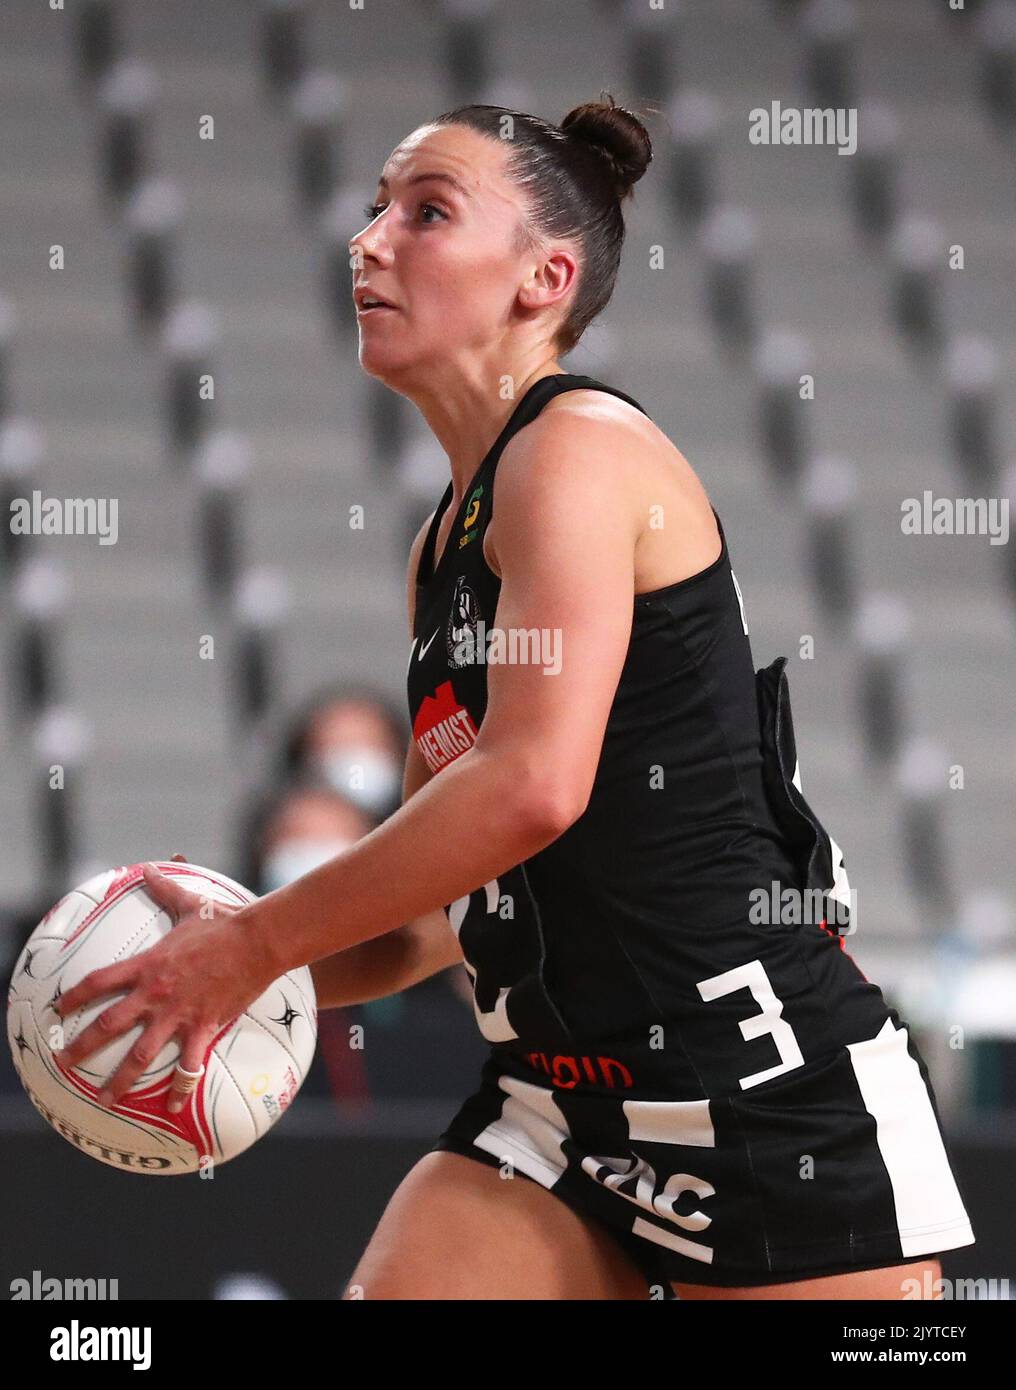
[501,386,687,488]
[490,386,720,591]
[540,387,652,425]
[495,388,656,493]
[531,385,663,446]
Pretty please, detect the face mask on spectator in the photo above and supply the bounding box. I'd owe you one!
[314,746,402,817]
[259,837,356,893]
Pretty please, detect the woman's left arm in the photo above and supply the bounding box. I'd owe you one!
[55,407,642,1102]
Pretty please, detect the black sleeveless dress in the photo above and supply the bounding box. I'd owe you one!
[405,372,974,1289]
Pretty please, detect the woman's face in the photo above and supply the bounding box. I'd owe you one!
[349,123,560,381]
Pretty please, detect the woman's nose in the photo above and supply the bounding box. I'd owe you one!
[350,209,390,255]
[349,230,391,266]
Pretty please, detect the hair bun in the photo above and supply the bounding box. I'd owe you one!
[560,94,653,201]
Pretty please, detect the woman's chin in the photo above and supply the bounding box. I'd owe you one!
[357,342,419,382]
[357,342,390,371]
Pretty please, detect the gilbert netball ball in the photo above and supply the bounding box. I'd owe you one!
[6,861,317,1175]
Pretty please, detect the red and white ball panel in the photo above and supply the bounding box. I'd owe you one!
[6,862,318,1175]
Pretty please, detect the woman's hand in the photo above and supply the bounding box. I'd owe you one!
[54,856,277,1113]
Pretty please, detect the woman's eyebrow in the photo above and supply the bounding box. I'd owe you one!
[376,171,470,198]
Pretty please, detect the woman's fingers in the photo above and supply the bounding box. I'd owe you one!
[54,959,136,1026]
[142,862,201,918]
[169,852,189,862]
[55,988,147,1070]
[166,1030,216,1114]
[94,1016,181,1109]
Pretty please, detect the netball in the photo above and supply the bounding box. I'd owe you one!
[7,862,317,1174]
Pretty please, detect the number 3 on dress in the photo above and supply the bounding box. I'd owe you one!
[696,959,804,1089]
[448,880,519,1044]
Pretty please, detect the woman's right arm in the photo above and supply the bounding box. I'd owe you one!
[309,739,464,1007]
[309,511,465,1009]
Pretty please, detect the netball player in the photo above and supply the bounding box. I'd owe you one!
[55,97,975,1300]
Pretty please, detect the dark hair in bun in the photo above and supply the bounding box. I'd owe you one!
[560,94,653,202]
[432,93,654,354]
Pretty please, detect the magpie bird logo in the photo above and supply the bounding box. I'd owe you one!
[446,576,480,668]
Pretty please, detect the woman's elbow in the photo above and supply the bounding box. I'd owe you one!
[501,758,591,841]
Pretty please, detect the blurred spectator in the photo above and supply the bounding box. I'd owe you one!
[277,682,406,823]
[244,775,374,897]
[233,772,484,1102]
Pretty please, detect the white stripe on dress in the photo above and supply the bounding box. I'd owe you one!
[847,1016,975,1257]
[471,1073,569,1188]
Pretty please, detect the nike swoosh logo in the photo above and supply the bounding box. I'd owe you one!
[417,629,439,660]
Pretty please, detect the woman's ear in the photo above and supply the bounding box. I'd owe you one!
[518,247,578,313]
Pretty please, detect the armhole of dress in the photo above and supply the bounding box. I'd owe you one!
[480,375,656,586]
[566,374,653,423]
[417,484,453,590]
[482,377,652,576]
